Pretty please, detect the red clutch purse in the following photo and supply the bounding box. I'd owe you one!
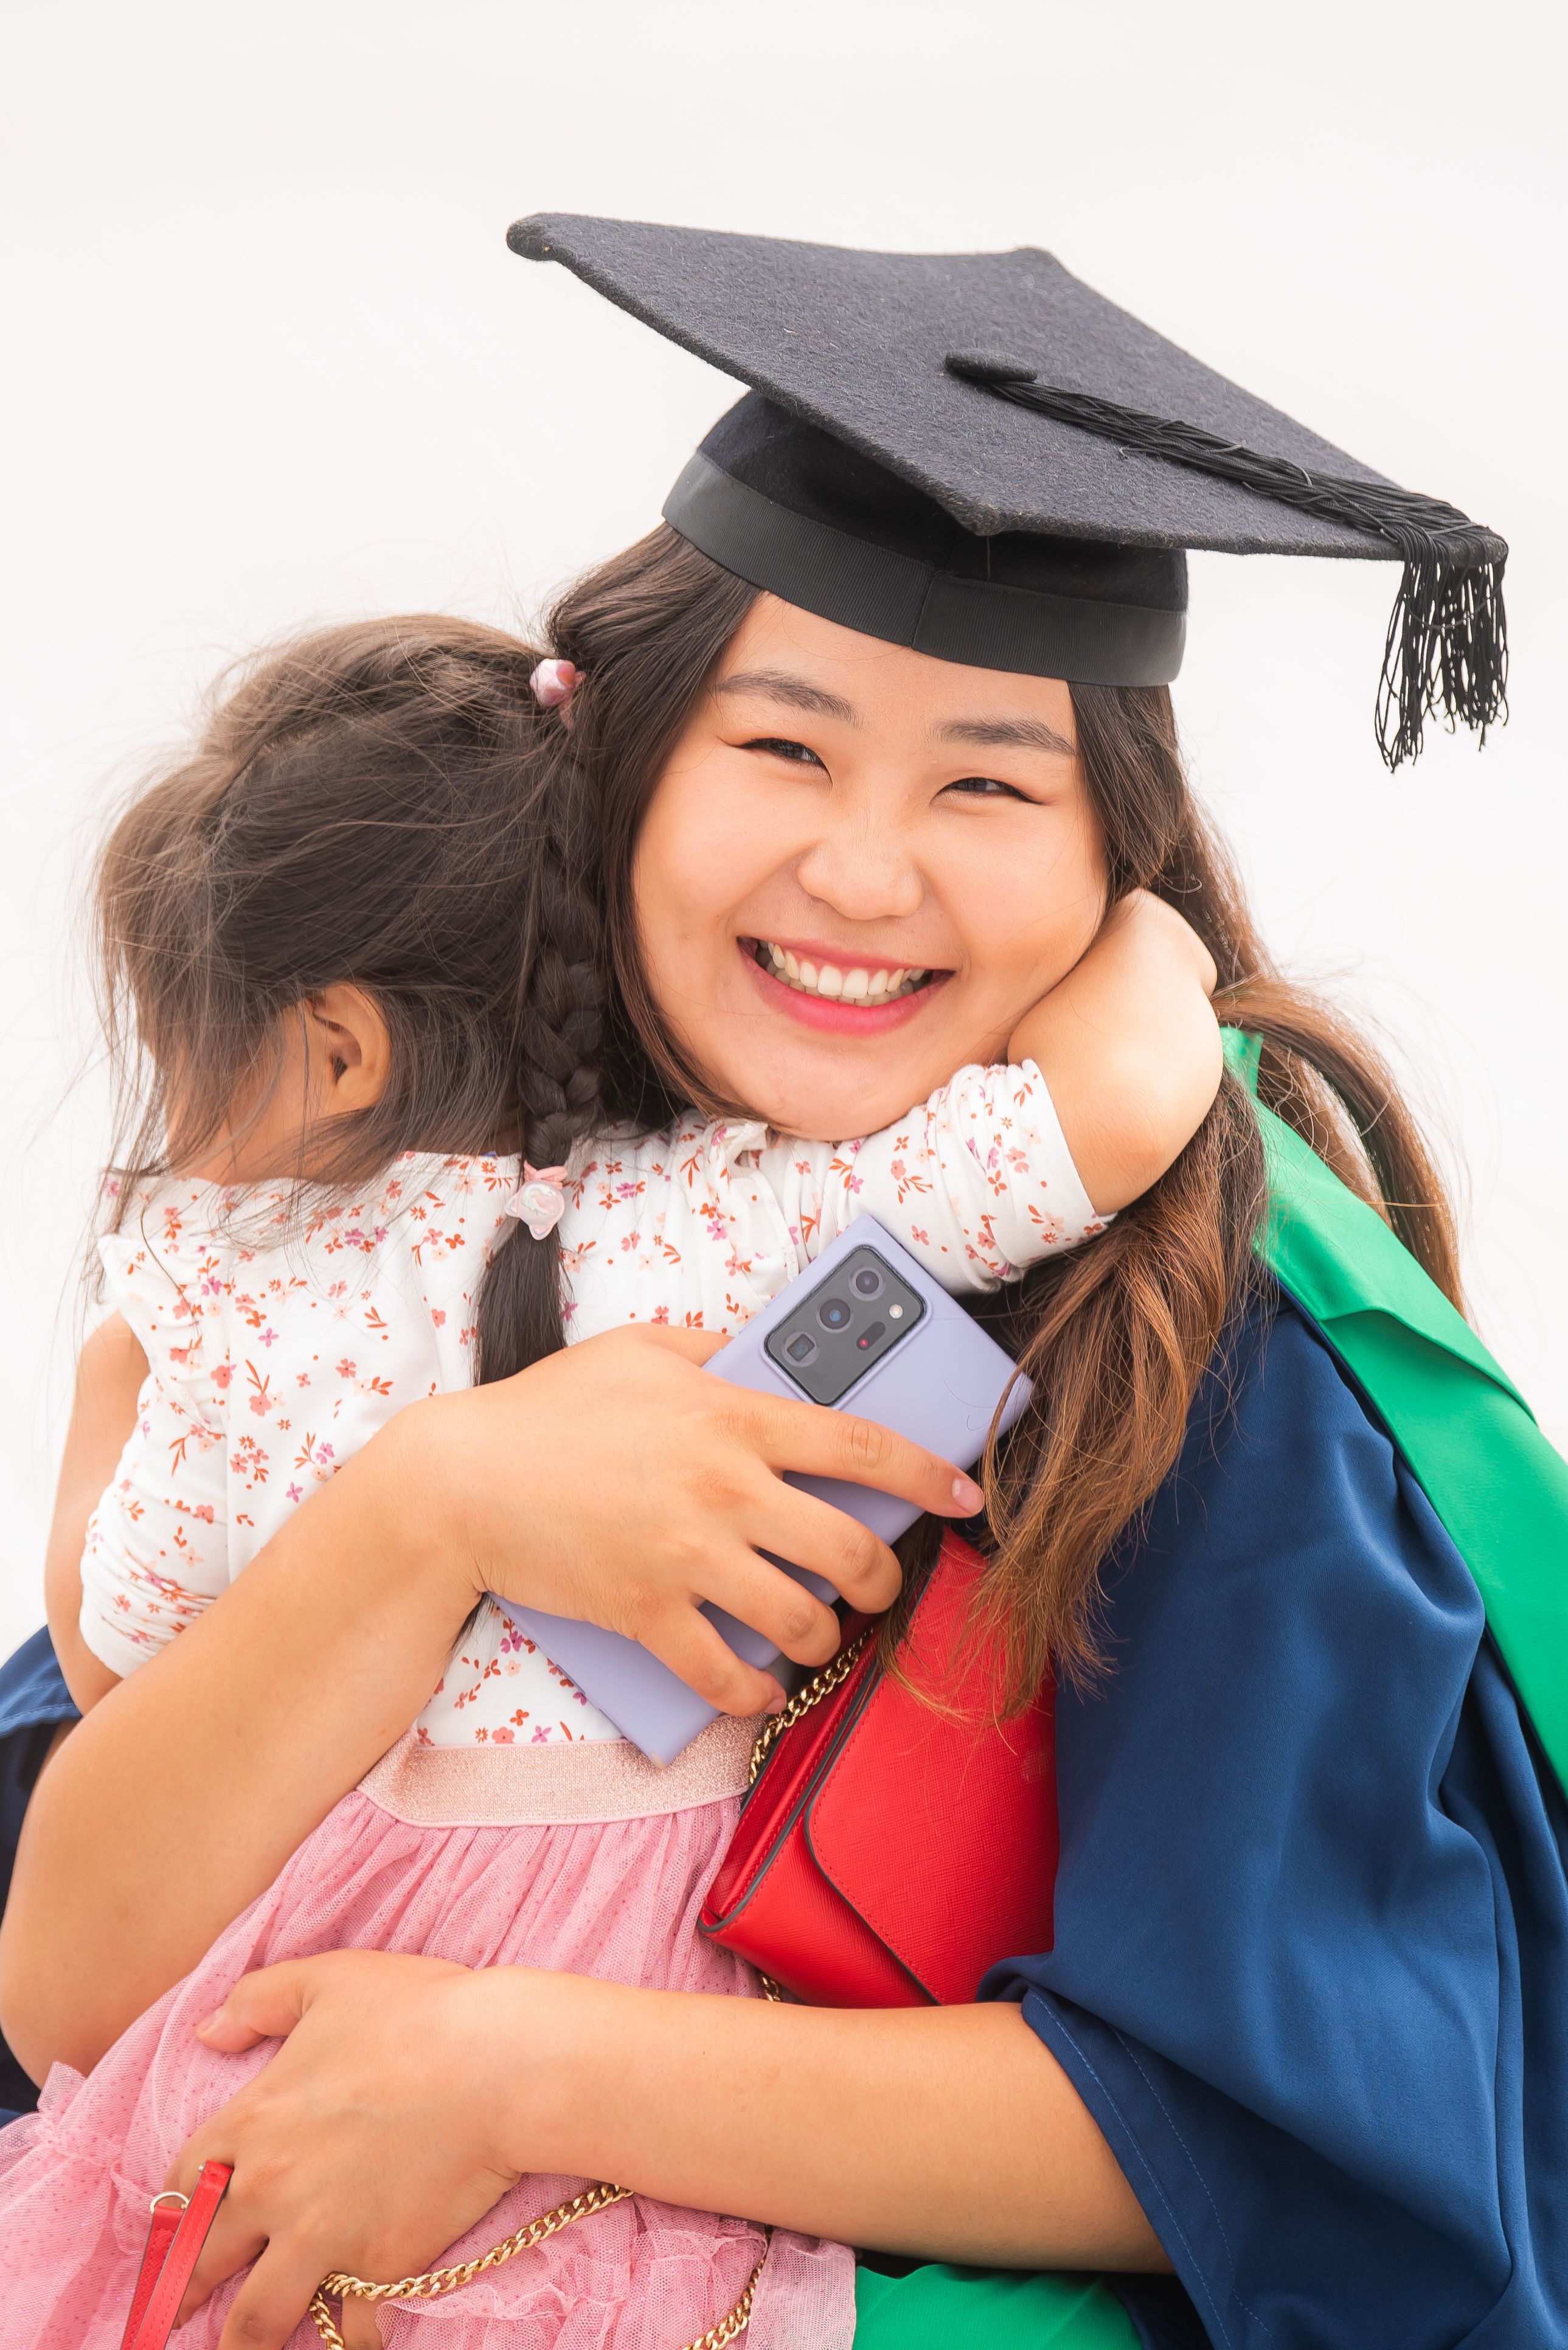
[699,1532,1058,2006]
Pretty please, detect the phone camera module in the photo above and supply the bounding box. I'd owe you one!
[852,1265,884,1300]
[785,1332,819,1367]
[817,1296,853,1333]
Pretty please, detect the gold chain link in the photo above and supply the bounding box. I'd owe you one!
[306,2181,765,2348]
[304,1636,872,2348]
[746,1627,873,2003]
[746,1628,872,1786]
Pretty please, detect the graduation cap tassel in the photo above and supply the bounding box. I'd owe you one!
[945,357,1508,770]
[1378,536,1509,771]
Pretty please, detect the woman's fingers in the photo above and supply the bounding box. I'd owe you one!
[729,1495,900,1632]
[453,1322,983,1708]
[173,2193,270,2325]
[213,2238,334,2350]
[628,1595,791,1716]
[631,1325,983,1527]
[194,1957,316,2052]
[161,1955,512,2341]
[751,1390,983,1523]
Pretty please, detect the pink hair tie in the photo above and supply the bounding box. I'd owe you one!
[529,658,582,729]
[505,1162,569,1240]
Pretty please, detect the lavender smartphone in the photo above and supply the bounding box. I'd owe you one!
[493,1217,1030,1764]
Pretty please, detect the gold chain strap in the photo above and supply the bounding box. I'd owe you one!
[305,1636,873,2347]
[746,1627,872,1787]
[307,2180,765,2348]
[747,1626,873,2003]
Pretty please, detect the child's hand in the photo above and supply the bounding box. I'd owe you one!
[1010,890,1222,1215]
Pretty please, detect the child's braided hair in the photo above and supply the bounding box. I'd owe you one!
[94,536,756,1387]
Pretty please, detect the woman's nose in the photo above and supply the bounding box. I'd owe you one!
[793,814,924,923]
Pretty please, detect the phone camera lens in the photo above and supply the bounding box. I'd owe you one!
[817,1296,852,1332]
[785,1332,819,1366]
[852,1265,884,1299]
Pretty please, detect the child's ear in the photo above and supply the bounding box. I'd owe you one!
[303,984,391,1115]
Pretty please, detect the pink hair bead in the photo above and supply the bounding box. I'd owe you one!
[529,658,583,727]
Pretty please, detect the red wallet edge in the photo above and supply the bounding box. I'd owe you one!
[699,1639,880,1934]
[799,1677,946,2001]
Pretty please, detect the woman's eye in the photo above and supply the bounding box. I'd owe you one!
[941,776,1028,801]
[743,736,827,769]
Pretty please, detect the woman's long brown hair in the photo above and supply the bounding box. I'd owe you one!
[97,530,1463,1696]
[968,683,1463,1698]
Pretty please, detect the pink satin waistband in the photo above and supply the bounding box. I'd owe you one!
[358,1710,765,1826]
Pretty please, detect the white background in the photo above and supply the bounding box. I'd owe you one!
[1,0,1563,1656]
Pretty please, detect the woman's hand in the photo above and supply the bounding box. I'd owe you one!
[167,1945,1165,2349]
[171,1953,522,2350]
[406,1322,983,1716]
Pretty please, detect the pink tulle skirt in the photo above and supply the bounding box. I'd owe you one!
[0,1719,856,2349]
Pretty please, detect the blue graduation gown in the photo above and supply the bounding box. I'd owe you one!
[0,1625,77,2116]
[988,1292,1568,2348]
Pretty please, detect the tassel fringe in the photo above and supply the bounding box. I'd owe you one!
[945,356,1508,770]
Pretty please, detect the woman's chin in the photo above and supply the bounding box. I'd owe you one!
[718,1013,963,1142]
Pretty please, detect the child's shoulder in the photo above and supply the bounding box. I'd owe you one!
[100,1152,522,1326]
[345,1150,519,1229]
[99,1173,291,1309]
[96,1174,292,1401]
[564,1116,720,1205]
[294,1154,522,1298]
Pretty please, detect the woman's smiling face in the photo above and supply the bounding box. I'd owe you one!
[631,594,1109,1140]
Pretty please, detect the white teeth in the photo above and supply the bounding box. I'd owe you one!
[757,942,930,1004]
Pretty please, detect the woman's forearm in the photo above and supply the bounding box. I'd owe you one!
[0,1411,474,2079]
[173,1952,1167,2315]
[502,1974,1166,2272]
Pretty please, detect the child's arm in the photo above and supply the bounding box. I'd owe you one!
[44,1315,148,1711]
[796,893,1219,1294]
[52,1308,233,1711]
[1011,890,1221,1214]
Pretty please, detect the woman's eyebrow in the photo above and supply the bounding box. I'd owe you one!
[714,670,861,725]
[936,716,1078,757]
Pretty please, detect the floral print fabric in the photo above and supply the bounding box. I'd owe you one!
[80,1059,1099,1743]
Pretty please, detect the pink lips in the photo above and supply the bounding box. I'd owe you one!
[740,943,948,1035]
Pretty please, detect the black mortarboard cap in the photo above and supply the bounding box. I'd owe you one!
[507,214,1507,768]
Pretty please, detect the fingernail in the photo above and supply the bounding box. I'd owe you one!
[952,1475,983,1512]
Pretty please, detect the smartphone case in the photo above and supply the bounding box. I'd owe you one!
[492,1216,1030,1763]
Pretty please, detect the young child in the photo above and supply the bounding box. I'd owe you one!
[16,614,1219,2343]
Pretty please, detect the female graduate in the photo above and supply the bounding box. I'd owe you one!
[0,217,1563,2350]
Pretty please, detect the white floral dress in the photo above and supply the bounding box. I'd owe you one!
[80,1059,1101,1740]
